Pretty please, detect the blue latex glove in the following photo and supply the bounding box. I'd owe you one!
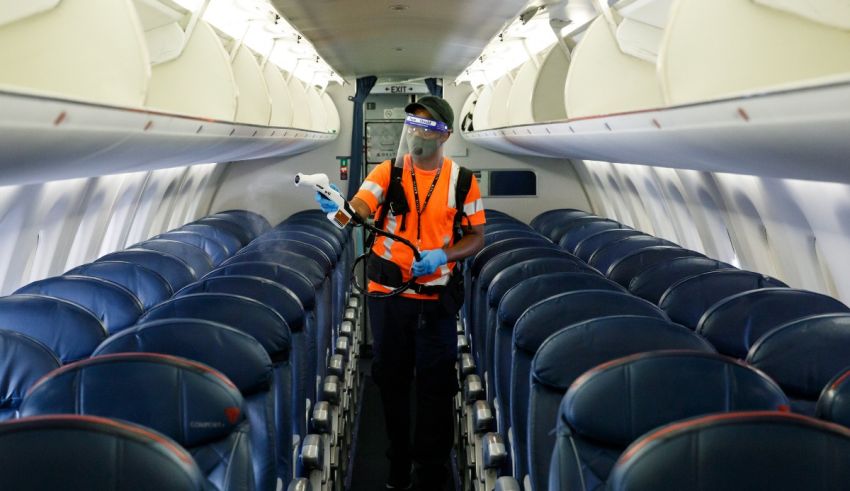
[412,249,447,277]
[314,183,340,213]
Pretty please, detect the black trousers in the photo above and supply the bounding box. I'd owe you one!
[369,295,458,487]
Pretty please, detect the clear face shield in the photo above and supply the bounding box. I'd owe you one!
[394,114,450,168]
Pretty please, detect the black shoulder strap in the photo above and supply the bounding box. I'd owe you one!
[374,159,408,234]
[453,166,474,241]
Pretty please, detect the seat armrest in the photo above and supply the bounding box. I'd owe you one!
[299,434,323,471]
[482,432,508,469]
[494,476,521,491]
[464,374,485,404]
[472,400,495,434]
[287,477,311,491]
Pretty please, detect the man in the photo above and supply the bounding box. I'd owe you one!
[317,95,485,489]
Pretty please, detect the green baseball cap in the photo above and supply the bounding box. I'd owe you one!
[405,95,454,131]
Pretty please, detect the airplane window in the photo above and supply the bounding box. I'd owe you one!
[489,170,536,196]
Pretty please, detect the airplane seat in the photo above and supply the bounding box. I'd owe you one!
[20,353,253,491]
[557,219,625,253]
[538,214,601,242]
[281,214,351,247]
[549,216,619,246]
[658,270,789,330]
[211,210,272,239]
[697,288,850,358]
[0,415,208,490]
[484,229,544,246]
[555,352,790,491]
[508,290,669,481]
[817,366,850,428]
[606,412,850,491]
[14,275,144,335]
[180,223,243,257]
[133,239,214,278]
[748,313,850,415]
[574,229,646,263]
[194,216,255,246]
[529,209,590,235]
[97,249,197,292]
[0,294,106,364]
[93,319,280,491]
[588,235,678,275]
[474,252,591,371]
[628,256,736,304]
[154,231,230,266]
[606,246,705,287]
[175,275,314,427]
[252,230,342,263]
[239,239,334,276]
[64,260,173,311]
[0,330,60,420]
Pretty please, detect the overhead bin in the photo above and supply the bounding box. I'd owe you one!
[287,77,313,130]
[487,72,515,129]
[0,0,150,107]
[507,54,542,126]
[230,44,272,126]
[264,64,295,127]
[660,0,850,105]
[532,44,570,123]
[321,92,340,134]
[565,15,664,118]
[306,86,327,133]
[472,85,494,131]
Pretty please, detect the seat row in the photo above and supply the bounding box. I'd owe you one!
[454,208,850,491]
[0,208,362,491]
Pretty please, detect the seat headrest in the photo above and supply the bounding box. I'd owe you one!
[65,261,172,310]
[0,295,106,363]
[698,289,849,358]
[563,351,787,446]
[97,249,196,291]
[0,330,60,415]
[607,412,850,491]
[471,237,554,277]
[531,209,589,232]
[21,353,244,448]
[138,293,290,360]
[542,215,600,241]
[574,229,643,262]
[176,276,304,332]
[495,271,621,324]
[659,270,787,329]
[221,251,326,286]
[607,246,704,287]
[179,223,241,256]
[278,216,348,243]
[240,239,333,271]
[0,415,206,490]
[589,236,676,275]
[487,256,595,305]
[252,230,341,257]
[202,261,316,310]
[271,224,346,253]
[210,210,271,237]
[556,218,622,251]
[628,256,734,302]
[817,367,850,427]
[748,313,850,400]
[194,217,254,245]
[514,291,667,353]
[484,230,542,246]
[154,231,229,267]
[532,317,713,391]
[135,239,213,277]
[15,276,144,335]
[93,319,272,395]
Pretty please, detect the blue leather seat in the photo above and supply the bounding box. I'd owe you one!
[0,330,60,420]
[527,326,716,489]
[137,293,294,483]
[473,249,589,369]
[606,246,704,287]
[533,211,593,240]
[180,223,243,256]
[65,260,172,310]
[558,219,624,253]
[239,239,333,274]
[21,353,253,491]
[589,235,677,275]
[97,249,196,291]
[14,275,144,335]
[485,229,543,246]
[176,275,313,439]
[606,412,850,491]
[817,367,850,428]
[0,294,106,363]
[0,415,208,490]
[493,274,625,434]
[530,209,589,233]
[510,291,668,482]
[280,215,349,247]
[697,288,849,358]
[154,230,230,266]
[212,209,272,237]
[748,313,850,414]
[547,216,608,245]
[574,229,645,263]
[659,270,788,329]
[251,231,340,264]
[134,239,214,277]
[93,319,281,490]
[195,216,255,245]
[628,256,735,304]
[486,209,515,220]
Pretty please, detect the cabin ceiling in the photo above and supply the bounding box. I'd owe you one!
[270,0,533,80]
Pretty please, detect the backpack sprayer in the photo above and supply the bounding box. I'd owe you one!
[294,173,421,298]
